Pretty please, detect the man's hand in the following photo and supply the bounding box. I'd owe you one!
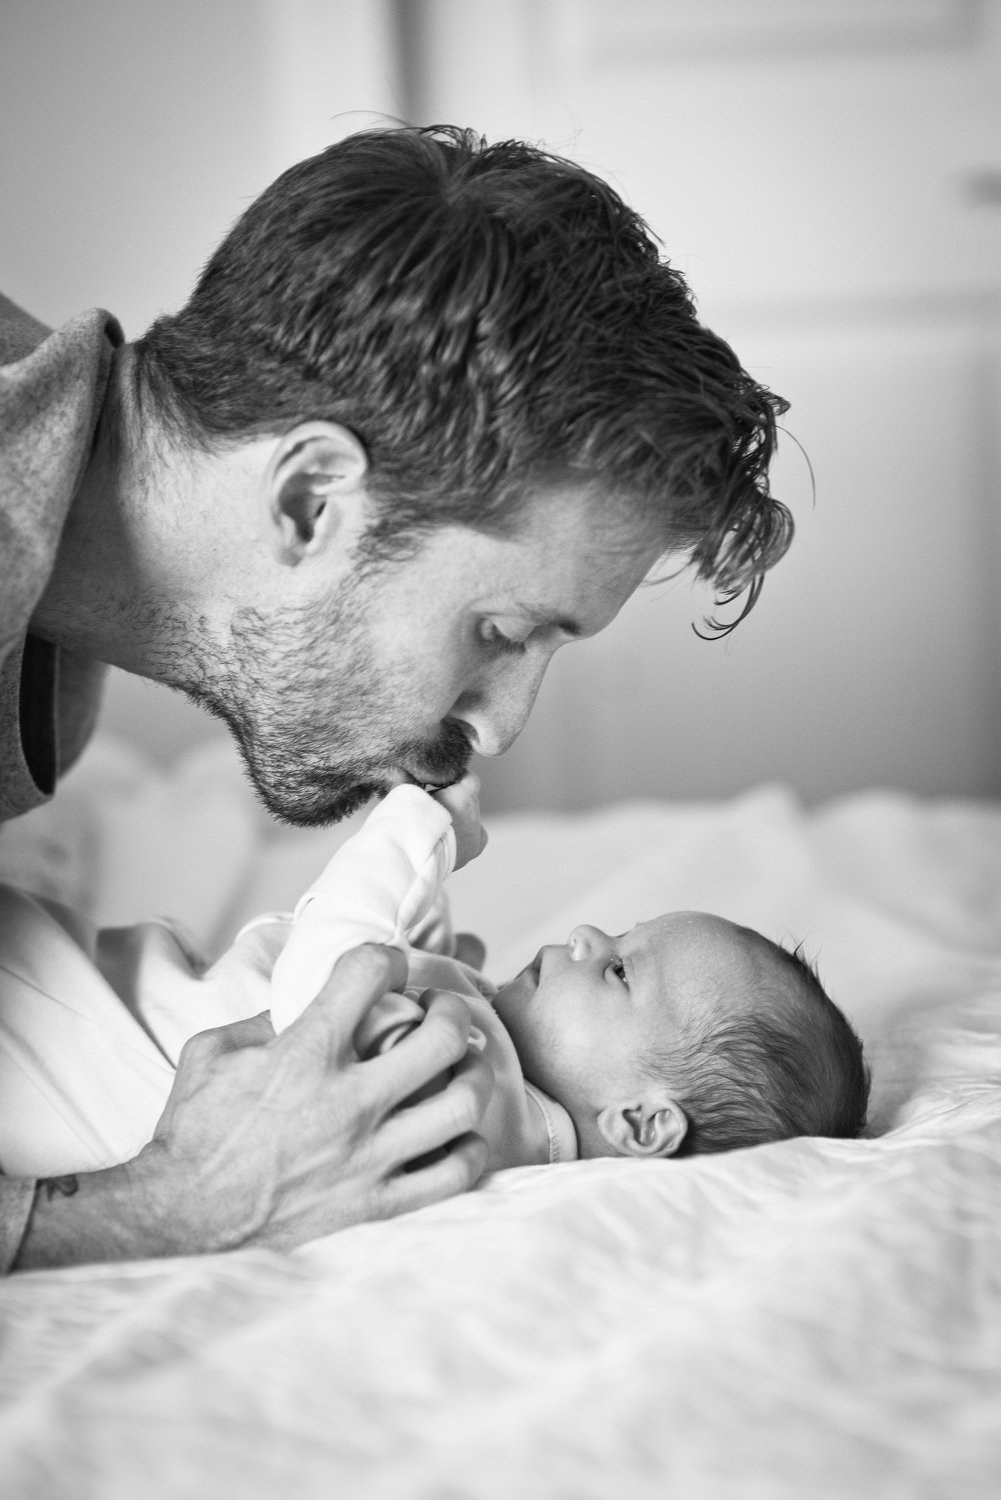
[432,774,487,870]
[15,942,493,1269]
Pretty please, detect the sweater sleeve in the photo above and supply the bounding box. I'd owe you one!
[269,786,456,1033]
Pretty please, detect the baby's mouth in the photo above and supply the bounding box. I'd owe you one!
[506,951,542,996]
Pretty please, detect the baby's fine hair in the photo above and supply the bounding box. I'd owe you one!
[654,939,870,1155]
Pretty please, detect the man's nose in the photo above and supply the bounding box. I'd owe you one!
[567,924,613,961]
[450,655,550,758]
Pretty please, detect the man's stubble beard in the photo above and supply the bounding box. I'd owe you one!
[176,579,472,827]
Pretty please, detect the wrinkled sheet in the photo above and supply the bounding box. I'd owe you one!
[0,739,998,1499]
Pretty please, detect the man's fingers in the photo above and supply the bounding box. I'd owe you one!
[176,1012,276,1066]
[366,988,481,1102]
[285,942,409,1057]
[379,1132,490,1219]
[376,1040,494,1164]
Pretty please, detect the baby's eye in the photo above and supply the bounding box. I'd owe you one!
[607,958,628,985]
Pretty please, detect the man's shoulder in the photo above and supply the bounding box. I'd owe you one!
[0,293,123,387]
[0,295,120,822]
[0,295,123,653]
[0,293,52,365]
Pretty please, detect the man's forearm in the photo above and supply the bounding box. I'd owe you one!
[0,1175,38,1273]
[12,1161,178,1271]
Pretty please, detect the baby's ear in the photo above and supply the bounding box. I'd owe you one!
[596,1096,688,1158]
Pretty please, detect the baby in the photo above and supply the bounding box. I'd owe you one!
[260,777,870,1167]
[0,777,868,1178]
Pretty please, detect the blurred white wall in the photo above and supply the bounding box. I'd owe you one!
[3,0,999,810]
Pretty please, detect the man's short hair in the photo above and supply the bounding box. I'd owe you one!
[135,124,792,626]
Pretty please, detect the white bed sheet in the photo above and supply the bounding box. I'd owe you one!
[0,738,998,1499]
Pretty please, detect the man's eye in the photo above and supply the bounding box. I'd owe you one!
[480,621,528,656]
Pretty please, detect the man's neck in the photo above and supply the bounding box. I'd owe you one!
[29,347,233,686]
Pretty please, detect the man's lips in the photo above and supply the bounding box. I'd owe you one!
[381,767,447,793]
[383,763,459,794]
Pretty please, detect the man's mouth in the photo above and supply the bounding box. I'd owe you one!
[381,766,447,792]
[384,761,465,794]
[381,725,473,795]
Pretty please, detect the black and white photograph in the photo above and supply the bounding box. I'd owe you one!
[0,3,999,1496]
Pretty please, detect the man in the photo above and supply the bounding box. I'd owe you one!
[0,125,791,1271]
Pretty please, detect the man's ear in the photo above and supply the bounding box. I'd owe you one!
[264,421,369,565]
[596,1095,688,1159]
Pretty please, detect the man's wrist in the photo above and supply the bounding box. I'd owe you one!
[12,1154,186,1271]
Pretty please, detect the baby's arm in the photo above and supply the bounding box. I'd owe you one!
[407,776,488,957]
[269,778,482,1034]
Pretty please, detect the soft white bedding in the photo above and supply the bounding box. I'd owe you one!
[0,738,998,1498]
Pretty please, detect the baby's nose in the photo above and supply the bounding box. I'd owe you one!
[568,924,612,960]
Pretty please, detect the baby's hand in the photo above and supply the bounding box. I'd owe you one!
[432,774,488,871]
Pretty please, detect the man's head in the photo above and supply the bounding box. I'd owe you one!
[493,911,870,1158]
[127,126,793,823]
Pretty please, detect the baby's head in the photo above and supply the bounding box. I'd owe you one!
[493,911,869,1159]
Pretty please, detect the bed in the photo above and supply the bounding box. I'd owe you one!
[0,734,998,1499]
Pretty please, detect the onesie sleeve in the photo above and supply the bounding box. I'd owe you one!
[269,785,456,1033]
